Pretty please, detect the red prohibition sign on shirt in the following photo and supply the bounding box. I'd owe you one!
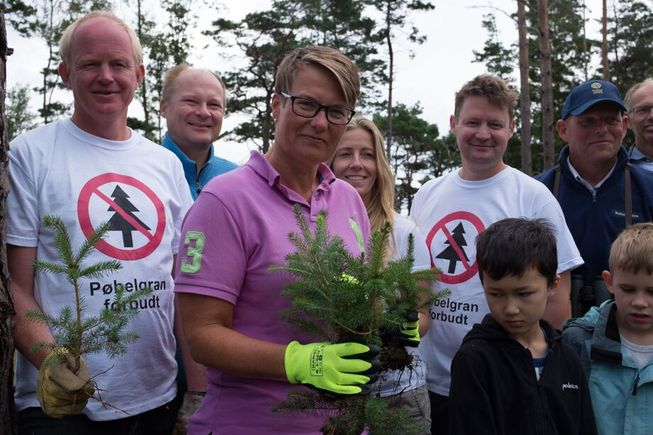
[77,173,166,261]
[425,211,485,284]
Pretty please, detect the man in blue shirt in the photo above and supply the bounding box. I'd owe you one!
[159,65,238,430]
[624,79,653,171]
[160,65,238,199]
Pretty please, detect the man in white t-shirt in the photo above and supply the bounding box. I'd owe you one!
[8,11,193,434]
[409,74,582,435]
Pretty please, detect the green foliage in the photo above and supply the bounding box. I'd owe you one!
[276,391,421,435]
[26,215,151,370]
[275,205,440,345]
[373,103,458,212]
[6,83,38,141]
[606,0,653,93]
[273,205,444,433]
[474,0,593,173]
[132,0,195,142]
[473,13,515,78]
[205,0,385,151]
[7,0,112,123]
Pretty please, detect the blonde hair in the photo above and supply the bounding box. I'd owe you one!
[162,64,227,105]
[329,116,397,258]
[609,222,653,274]
[275,46,360,108]
[344,116,395,233]
[624,78,653,111]
[59,10,143,67]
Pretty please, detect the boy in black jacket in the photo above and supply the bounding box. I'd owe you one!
[448,218,596,435]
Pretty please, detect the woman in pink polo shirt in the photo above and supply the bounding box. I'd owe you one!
[174,47,376,435]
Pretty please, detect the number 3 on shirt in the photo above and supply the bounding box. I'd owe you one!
[181,231,205,273]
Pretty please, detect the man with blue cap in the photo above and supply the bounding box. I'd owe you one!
[537,79,653,317]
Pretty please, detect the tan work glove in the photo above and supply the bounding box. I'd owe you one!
[173,392,205,435]
[36,348,95,418]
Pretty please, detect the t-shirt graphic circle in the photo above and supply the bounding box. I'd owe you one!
[425,211,485,284]
[77,173,166,260]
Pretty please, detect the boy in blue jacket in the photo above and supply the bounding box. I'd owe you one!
[449,218,596,435]
[563,222,653,435]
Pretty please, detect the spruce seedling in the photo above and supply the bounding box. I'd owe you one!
[273,205,447,434]
[27,215,152,379]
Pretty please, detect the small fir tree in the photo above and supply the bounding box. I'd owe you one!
[27,215,152,398]
[273,205,446,434]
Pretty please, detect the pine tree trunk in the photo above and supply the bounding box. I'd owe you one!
[601,0,609,80]
[384,1,394,161]
[517,0,532,175]
[0,11,17,434]
[538,0,555,169]
[136,0,152,141]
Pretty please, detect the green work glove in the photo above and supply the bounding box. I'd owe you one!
[284,341,378,395]
[36,348,94,418]
[400,310,421,348]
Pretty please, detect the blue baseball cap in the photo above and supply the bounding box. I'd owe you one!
[561,80,626,119]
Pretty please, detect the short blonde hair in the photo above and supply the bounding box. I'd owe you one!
[161,64,227,105]
[609,222,653,274]
[275,46,360,109]
[624,78,653,111]
[59,11,143,67]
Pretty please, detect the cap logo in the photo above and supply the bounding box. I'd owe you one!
[591,82,603,95]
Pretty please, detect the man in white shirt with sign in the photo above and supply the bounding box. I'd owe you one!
[410,74,582,435]
[7,11,193,434]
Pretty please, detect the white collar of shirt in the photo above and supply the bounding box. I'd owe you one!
[567,156,615,191]
[630,146,652,162]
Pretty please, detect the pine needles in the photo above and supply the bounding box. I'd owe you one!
[27,215,151,375]
[272,205,446,434]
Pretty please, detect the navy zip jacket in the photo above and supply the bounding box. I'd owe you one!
[449,315,597,435]
[536,145,653,284]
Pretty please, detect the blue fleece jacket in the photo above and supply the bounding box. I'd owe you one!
[562,301,653,435]
[536,145,653,284]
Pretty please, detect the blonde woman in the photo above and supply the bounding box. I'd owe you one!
[331,116,432,434]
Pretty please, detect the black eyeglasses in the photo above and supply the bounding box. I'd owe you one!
[279,92,355,125]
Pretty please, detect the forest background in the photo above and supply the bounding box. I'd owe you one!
[1,1,653,431]
[4,0,653,211]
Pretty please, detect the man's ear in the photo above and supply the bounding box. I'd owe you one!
[58,63,70,87]
[602,270,615,295]
[449,114,456,132]
[555,119,568,142]
[548,274,561,297]
[136,64,145,87]
[160,101,168,119]
[271,93,281,121]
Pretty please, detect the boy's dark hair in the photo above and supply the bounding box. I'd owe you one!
[476,218,558,287]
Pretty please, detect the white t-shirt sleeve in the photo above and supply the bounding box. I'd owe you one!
[7,135,39,247]
[171,159,193,253]
[534,197,584,274]
[392,214,432,272]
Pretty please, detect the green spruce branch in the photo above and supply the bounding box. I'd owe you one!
[272,205,448,434]
[26,215,152,374]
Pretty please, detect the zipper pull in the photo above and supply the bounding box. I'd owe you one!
[632,372,640,396]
